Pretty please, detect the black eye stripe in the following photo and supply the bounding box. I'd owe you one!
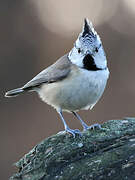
[95,47,98,52]
[83,54,102,71]
[78,48,81,53]
[95,44,101,53]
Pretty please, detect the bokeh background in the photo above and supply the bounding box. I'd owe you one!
[1,0,135,179]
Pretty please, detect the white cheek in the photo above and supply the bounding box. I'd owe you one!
[94,49,107,69]
[68,48,84,67]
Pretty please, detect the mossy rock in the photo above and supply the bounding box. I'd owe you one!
[10,118,135,180]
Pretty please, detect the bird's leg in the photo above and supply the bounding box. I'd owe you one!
[57,110,82,138]
[72,111,89,131]
[72,111,101,131]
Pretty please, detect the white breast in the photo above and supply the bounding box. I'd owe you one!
[38,66,109,112]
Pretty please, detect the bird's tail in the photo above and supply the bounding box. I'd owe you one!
[5,88,24,97]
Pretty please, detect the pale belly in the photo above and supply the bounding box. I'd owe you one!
[39,68,109,112]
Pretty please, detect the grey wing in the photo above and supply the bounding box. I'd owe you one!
[23,54,72,90]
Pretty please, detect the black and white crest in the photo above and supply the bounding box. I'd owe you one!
[82,18,96,38]
[77,18,100,50]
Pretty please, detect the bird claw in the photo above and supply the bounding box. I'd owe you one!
[89,123,102,130]
[65,127,82,138]
[83,123,102,131]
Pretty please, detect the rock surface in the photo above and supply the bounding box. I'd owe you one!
[10,118,135,180]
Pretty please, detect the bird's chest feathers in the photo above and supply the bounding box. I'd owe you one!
[67,68,109,110]
[72,68,107,98]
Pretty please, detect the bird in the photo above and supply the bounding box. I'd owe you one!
[5,18,109,137]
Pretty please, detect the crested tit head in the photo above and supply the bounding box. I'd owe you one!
[69,18,107,70]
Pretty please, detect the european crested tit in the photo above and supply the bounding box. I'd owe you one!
[5,18,109,137]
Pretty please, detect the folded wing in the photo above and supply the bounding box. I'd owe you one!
[23,54,71,90]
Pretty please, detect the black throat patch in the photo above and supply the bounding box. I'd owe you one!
[83,54,102,71]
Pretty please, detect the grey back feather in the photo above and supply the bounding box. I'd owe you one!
[23,54,71,90]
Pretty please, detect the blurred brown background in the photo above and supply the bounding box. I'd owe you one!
[1,0,135,179]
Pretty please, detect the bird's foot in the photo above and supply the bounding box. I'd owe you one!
[65,127,82,138]
[83,123,102,131]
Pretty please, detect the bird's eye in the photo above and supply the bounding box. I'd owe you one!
[95,47,98,52]
[78,48,81,53]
